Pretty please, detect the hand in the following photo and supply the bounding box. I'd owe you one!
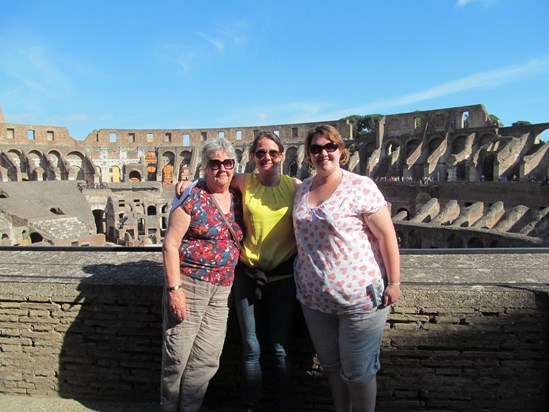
[383,284,400,307]
[169,289,187,321]
[175,180,191,198]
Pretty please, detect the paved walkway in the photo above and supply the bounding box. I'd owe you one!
[0,394,244,411]
[0,395,158,411]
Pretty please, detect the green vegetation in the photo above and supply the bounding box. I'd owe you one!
[344,114,383,137]
[512,120,532,126]
[489,114,503,127]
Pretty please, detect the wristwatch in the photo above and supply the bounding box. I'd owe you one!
[167,284,183,292]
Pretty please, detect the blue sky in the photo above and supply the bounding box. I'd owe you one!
[1,0,548,140]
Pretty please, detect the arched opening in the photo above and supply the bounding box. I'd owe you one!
[93,209,105,234]
[129,171,142,182]
[448,234,463,248]
[482,155,495,181]
[30,232,44,244]
[408,229,421,248]
[147,205,157,216]
[467,237,484,248]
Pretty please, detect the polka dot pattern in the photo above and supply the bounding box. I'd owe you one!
[293,170,387,314]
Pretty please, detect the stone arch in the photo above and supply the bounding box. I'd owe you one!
[1,233,10,246]
[129,170,141,182]
[147,205,157,216]
[32,167,46,181]
[386,140,400,156]
[284,146,299,176]
[456,161,467,181]
[478,133,493,147]
[448,233,463,248]
[405,139,420,158]
[427,137,443,155]
[145,151,157,181]
[0,153,18,181]
[28,150,46,181]
[7,149,26,179]
[92,209,105,234]
[408,229,421,248]
[30,232,44,244]
[68,165,84,181]
[161,151,175,184]
[66,151,86,181]
[162,164,174,185]
[467,237,484,248]
[451,135,468,154]
[482,154,496,181]
[47,150,65,180]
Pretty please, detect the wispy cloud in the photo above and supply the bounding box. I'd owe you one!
[197,32,225,52]
[217,101,332,127]
[318,57,549,119]
[0,43,73,99]
[456,0,499,8]
[157,19,250,74]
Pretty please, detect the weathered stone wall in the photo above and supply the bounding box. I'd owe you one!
[0,249,548,411]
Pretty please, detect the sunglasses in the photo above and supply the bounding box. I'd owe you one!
[309,142,339,155]
[254,149,282,160]
[208,159,235,170]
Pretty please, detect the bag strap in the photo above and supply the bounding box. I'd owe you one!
[210,193,241,250]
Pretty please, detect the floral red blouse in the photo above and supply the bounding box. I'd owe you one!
[179,181,244,286]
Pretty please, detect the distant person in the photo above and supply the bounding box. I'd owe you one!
[293,125,401,412]
[161,137,243,412]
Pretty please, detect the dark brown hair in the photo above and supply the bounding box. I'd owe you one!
[304,124,349,165]
[249,131,285,157]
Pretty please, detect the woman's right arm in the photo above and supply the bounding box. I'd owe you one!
[175,174,246,197]
[162,206,191,320]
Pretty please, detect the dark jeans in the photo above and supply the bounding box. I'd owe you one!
[233,271,298,412]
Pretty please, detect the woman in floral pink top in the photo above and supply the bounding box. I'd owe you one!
[293,125,400,412]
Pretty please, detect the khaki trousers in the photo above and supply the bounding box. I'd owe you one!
[161,276,231,412]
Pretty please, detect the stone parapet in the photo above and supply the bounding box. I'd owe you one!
[0,249,548,410]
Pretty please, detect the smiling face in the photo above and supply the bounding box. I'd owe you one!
[204,150,235,192]
[308,133,341,176]
[253,137,283,177]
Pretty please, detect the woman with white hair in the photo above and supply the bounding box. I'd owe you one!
[161,137,244,412]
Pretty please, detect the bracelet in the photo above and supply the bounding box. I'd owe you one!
[388,282,401,286]
[167,284,183,292]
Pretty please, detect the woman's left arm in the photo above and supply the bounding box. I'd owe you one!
[364,205,401,306]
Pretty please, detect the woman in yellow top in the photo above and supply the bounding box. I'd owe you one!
[176,131,301,411]
[232,132,300,412]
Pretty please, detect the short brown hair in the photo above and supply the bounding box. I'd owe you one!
[249,131,284,157]
[304,124,349,165]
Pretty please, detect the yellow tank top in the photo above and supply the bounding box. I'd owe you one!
[239,173,296,272]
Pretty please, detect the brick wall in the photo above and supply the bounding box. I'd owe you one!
[0,250,548,411]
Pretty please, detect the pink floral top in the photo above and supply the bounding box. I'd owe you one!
[293,170,387,314]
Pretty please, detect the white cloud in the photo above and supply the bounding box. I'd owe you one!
[0,44,73,99]
[320,56,549,119]
[456,0,499,8]
[197,32,225,52]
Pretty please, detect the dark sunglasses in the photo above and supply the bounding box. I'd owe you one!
[208,159,235,170]
[254,149,282,160]
[309,142,339,155]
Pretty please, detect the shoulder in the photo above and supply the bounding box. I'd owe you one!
[343,171,376,188]
[232,173,247,191]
